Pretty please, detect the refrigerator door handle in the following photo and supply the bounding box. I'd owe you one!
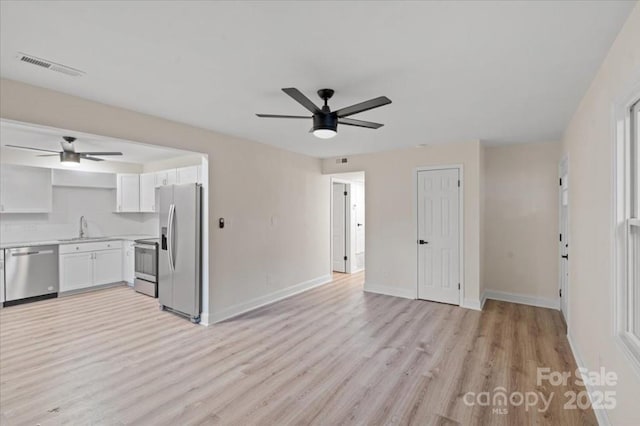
[168,203,176,271]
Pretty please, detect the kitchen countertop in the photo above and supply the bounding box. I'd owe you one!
[0,234,156,250]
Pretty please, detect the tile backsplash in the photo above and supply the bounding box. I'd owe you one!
[0,186,158,243]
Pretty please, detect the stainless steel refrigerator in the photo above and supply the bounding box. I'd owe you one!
[158,183,202,323]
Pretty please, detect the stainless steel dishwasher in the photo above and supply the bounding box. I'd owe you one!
[4,245,59,305]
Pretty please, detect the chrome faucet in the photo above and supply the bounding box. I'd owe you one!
[79,216,87,239]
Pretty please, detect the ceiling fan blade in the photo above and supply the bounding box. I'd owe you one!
[36,154,60,157]
[81,156,105,162]
[335,96,392,118]
[4,144,60,153]
[338,118,384,129]
[282,88,321,114]
[256,114,311,119]
[78,152,123,156]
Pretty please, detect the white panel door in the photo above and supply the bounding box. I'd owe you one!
[559,159,569,320]
[93,249,123,286]
[417,168,460,304]
[60,252,93,292]
[353,182,365,270]
[333,183,347,273]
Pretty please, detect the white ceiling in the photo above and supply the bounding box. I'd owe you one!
[0,120,195,164]
[0,1,635,158]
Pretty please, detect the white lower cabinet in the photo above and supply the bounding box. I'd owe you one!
[59,241,123,292]
[60,252,94,292]
[123,241,135,285]
[94,250,123,286]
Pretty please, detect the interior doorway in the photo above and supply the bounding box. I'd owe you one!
[330,172,365,274]
[559,157,569,323]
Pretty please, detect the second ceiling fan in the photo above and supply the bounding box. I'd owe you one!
[256,88,391,139]
[5,136,123,165]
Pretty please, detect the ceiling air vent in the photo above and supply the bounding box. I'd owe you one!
[17,52,85,77]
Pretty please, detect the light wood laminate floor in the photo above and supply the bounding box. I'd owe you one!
[0,272,595,425]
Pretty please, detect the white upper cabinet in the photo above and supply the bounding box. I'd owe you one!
[116,174,140,212]
[155,169,177,187]
[0,165,52,213]
[177,165,200,184]
[167,169,178,185]
[139,172,157,213]
[52,169,116,188]
[116,165,201,212]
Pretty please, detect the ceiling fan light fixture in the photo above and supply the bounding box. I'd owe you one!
[60,151,80,166]
[313,128,337,139]
[312,112,338,139]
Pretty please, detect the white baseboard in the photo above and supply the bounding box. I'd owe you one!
[364,283,415,299]
[209,274,332,324]
[484,289,560,310]
[461,298,483,311]
[567,332,610,426]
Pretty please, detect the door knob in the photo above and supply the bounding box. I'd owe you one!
[561,254,568,259]
[418,239,429,245]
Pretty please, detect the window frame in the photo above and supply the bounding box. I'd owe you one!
[614,89,640,376]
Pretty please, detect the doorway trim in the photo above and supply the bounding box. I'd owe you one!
[414,164,464,306]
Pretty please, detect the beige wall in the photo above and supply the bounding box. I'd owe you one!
[561,3,640,425]
[483,142,561,301]
[0,78,331,324]
[322,141,482,307]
